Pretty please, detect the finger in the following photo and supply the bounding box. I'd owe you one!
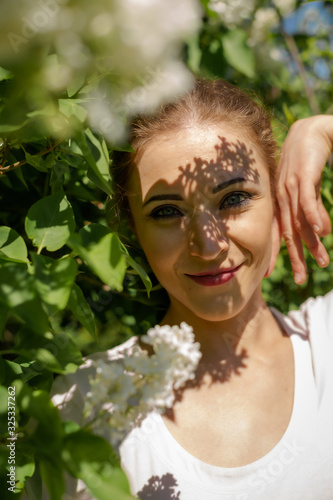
[287,185,330,268]
[283,226,306,284]
[277,187,307,283]
[298,180,323,233]
[295,209,329,268]
[286,176,302,233]
[317,198,332,237]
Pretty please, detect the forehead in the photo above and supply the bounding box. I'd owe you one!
[129,125,267,199]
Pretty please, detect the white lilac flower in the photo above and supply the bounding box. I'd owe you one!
[0,0,202,141]
[86,60,195,143]
[123,61,195,115]
[248,7,280,46]
[208,0,257,28]
[272,0,297,17]
[84,322,201,449]
[270,46,288,62]
[85,92,128,144]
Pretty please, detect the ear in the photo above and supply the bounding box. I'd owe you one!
[264,212,282,278]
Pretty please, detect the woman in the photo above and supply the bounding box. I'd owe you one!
[53,80,333,499]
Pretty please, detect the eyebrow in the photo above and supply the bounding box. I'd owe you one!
[142,177,248,208]
[212,176,247,194]
[142,193,183,208]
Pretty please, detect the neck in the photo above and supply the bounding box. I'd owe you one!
[161,289,283,365]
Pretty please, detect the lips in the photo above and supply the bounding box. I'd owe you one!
[185,264,242,287]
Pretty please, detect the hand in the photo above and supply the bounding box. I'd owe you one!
[276,115,333,284]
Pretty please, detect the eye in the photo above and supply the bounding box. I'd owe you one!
[149,205,183,219]
[220,192,252,209]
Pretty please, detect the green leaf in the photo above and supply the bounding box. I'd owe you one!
[39,458,65,500]
[121,249,152,296]
[0,226,29,263]
[21,462,42,500]
[199,0,218,17]
[322,186,333,205]
[62,431,135,500]
[67,284,96,339]
[0,261,34,306]
[0,303,9,340]
[14,381,65,467]
[68,224,127,291]
[25,190,76,253]
[187,33,202,74]
[63,420,81,435]
[67,182,97,202]
[75,129,113,196]
[12,360,45,385]
[67,74,86,98]
[49,162,71,191]
[32,254,78,316]
[282,103,296,126]
[26,100,57,119]
[15,329,82,374]
[0,121,28,133]
[0,358,23,387]
[11,452,35,493]
[35,348,64,372]
[0,261,49,334]
[111,142,135,153]
[0,386,9,414]
[221,29,255,78]
[0,67,13,81]
[15,380,64,441]
[25,153,48,172]
[59,99,87,123]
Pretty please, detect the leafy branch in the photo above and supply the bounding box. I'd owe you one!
[0,138,64,174]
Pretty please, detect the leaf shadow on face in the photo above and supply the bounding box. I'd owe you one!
[135,135,261,273]
[133,135,272,401]
[136,473,180,500]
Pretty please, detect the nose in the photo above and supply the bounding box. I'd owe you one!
[187,212,229,260]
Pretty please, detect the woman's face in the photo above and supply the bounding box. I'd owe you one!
[128,124,280,322]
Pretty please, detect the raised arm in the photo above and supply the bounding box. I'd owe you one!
[277,115,333,284]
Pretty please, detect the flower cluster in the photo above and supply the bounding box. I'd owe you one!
[208,0,257,28]
[208,0,296,30]
[84,322,201,449]
[0,0,202,141]
[208,0,298,74]
[248,7,280,46]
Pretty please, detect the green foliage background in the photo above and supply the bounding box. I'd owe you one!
[0,1,332,499]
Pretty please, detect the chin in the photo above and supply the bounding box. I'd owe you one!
[194,308,243,323]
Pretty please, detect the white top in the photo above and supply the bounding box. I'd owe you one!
[52,291,333,499]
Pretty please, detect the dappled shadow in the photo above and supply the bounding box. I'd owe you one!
[163,346,248,421]
[184,345,246,386]
[132,132,275,415]
[134,135,260,268]
[136,473,180,500]
[182,137,259,253]
[178,136,259,193]
[134,133,261,377]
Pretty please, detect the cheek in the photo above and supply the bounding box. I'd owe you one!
[250,215,274,269]
[136,225,184,277]
[230,209,273,259]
